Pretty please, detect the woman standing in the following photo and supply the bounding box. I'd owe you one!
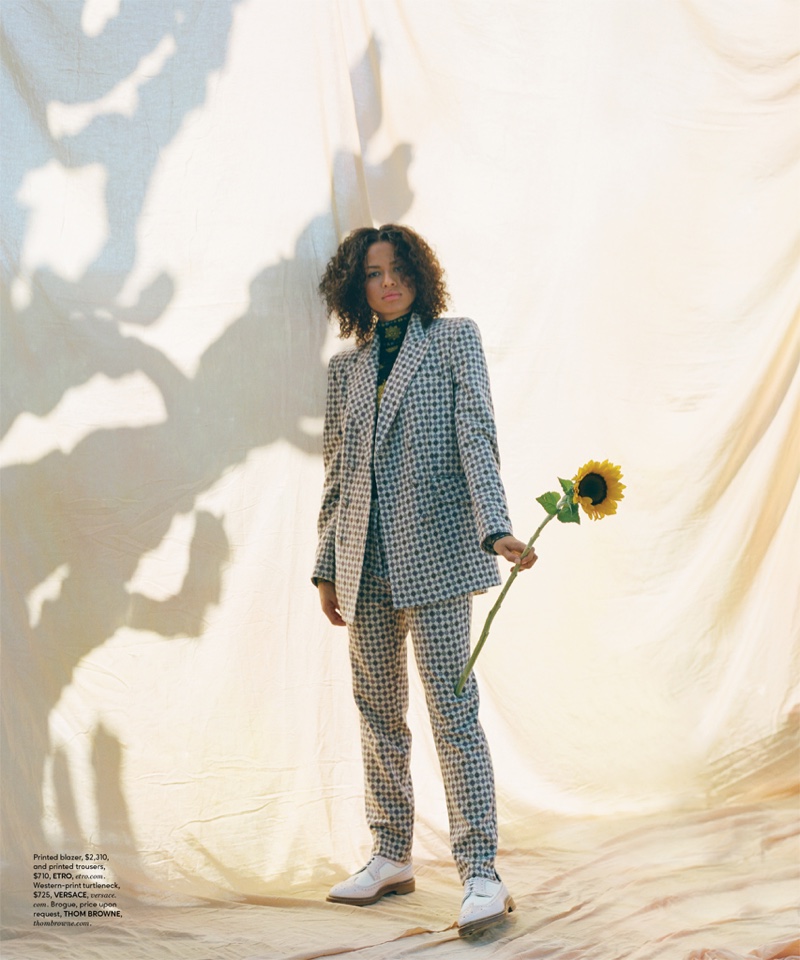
[312,224,535,936]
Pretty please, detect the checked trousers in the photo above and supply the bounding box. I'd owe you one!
[347,498,499,883]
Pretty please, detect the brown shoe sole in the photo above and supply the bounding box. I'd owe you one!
[326,878,415,906]
[458,895,516,937]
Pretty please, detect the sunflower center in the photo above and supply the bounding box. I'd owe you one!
[578,472,608,505]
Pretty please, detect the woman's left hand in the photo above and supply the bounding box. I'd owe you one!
[493,535,537,570]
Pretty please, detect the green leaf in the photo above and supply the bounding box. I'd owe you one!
[557,498,581,524]
[558,477,575,496]
[536,491,560,515]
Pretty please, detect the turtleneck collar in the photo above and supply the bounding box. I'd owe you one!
[376,310,413,337]
[375,312,413,407]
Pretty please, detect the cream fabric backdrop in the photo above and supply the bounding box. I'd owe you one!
[1,1,798,958]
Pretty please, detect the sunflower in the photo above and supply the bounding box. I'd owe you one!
[455,457,626,695]
[572,460,625,520]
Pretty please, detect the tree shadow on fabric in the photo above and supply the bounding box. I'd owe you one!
[91,724,149,889]
[1,0,242,436]
[1,15,413,916]
[1,2,244,915]
[49,725,150,897]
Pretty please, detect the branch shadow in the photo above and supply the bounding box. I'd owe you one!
[1,12,414,919]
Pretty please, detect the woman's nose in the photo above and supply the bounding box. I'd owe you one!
[382,272,396,286]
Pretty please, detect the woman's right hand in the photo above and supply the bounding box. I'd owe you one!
[318,580,346,626]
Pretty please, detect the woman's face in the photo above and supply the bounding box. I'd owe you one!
[364,241,416,322]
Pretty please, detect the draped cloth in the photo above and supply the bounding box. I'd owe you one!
[1,1,797,957]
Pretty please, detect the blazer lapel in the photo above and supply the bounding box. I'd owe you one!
[374,313,430,452]
[346,336,379,437]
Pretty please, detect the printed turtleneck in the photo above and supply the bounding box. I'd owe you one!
[376,311,412,406]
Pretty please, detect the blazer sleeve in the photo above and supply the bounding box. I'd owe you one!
[449,318,513,548]
[311,355,345,585]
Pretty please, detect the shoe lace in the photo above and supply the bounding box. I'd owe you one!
[462,876,492,902]
[363,856,382,880]
[363,855,397,880]
[463,877,481,900]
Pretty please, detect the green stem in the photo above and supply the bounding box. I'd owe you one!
[454,509,558,697]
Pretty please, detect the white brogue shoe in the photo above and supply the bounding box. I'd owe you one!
[457,876,515,937]
[326,855,415,906]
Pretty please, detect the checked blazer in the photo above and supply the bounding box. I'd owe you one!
[313,314,513,624]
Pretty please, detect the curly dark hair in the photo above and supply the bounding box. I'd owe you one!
[318,224,449,343]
